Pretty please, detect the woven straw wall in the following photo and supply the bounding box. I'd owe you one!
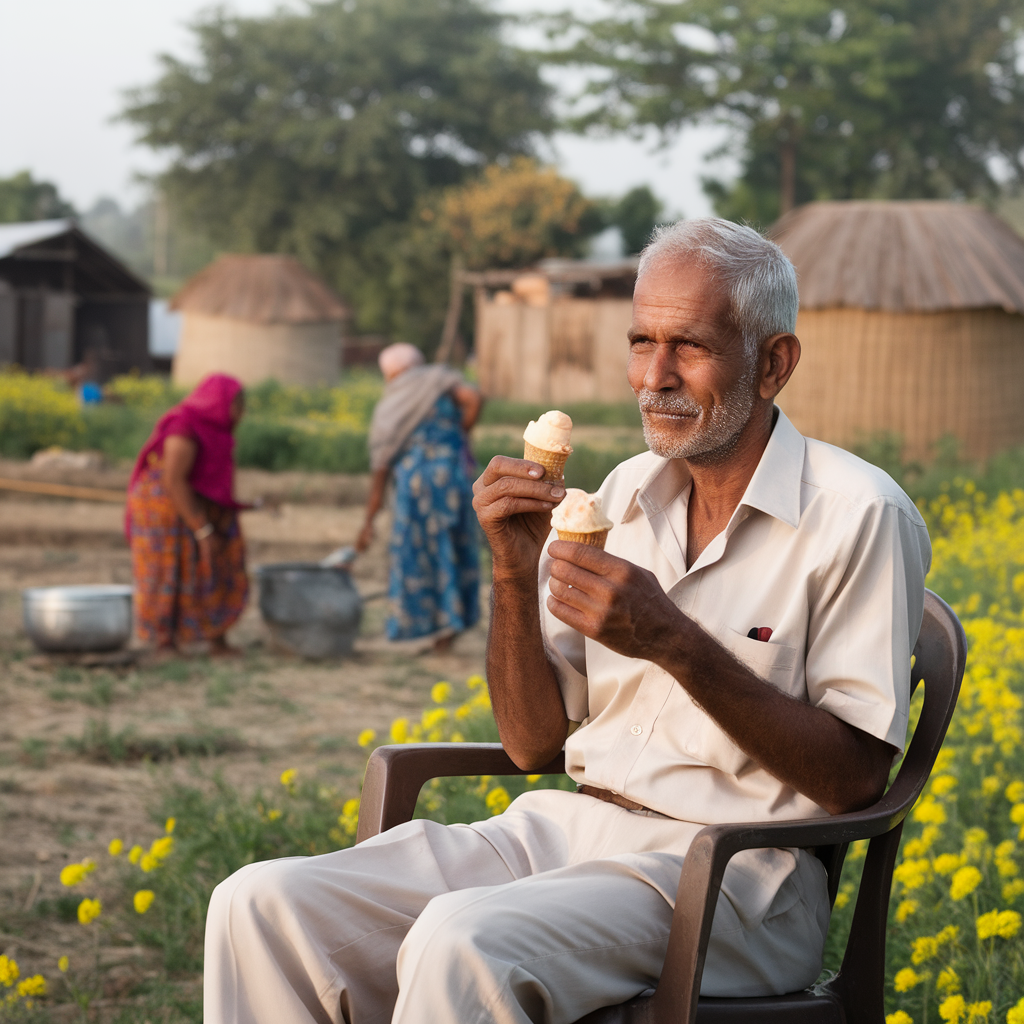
[475,296,634,403]
[778,308,1024,459]
[172,313,342,387]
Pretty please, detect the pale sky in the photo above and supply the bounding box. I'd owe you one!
[0,0,732,218]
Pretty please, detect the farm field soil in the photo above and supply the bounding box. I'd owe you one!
[0,493,490,1016]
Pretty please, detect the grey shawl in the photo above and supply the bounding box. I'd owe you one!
[368,363,464,471]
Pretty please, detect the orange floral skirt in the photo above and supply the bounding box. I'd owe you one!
[126,462,248,647]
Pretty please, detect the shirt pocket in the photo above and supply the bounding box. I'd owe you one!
[675,631,802,777]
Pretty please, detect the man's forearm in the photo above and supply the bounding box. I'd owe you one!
[486,578,569,770]
[656,622,893,815]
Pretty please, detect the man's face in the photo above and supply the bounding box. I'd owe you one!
[627,259,759,463]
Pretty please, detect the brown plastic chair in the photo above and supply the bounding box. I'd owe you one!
[356,590,966,1024]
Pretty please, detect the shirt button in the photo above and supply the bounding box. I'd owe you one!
[630,724,643,736]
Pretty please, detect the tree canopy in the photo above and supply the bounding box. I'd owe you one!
[0,171,76,223]
[551,0,1024,223]
[122,0,554,346]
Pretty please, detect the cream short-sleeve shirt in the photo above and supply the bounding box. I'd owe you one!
[539,409,931,828]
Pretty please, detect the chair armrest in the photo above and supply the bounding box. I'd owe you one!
[650,804,908,1024]
[356,743,566,844]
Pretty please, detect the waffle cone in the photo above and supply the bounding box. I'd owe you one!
[556,529,608,549]
[523,441,569,482]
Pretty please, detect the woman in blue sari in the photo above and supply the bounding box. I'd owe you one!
[356,344,482,649]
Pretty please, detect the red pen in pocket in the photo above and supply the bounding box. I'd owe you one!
[747,627,773,642]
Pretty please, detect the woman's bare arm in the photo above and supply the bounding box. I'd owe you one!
[357,466,391,552]
[452,383,483,431]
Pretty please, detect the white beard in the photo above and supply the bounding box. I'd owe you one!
[636,369,758,464]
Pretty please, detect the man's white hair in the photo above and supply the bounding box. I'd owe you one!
[637,219,799,356]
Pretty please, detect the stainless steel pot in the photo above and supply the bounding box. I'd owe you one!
[256,563,363,659]
[23,585,134,653]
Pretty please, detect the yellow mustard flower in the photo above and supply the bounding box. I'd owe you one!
[280,769,298,788]
[59,863,89,887]
[466,674,485,690]
[451,732,465,743]
[930,774,958,797]
[431,681,453,704]
[894,967,922,992]
[134,890,155,914]
[1004,878,1024,902]
[16,975,46,998]
[454,705,472,721]
[0,955,19,987]
[1007,997,1024,1024]
[357,729,376,748]
[108,838,124,856]
[526,774,542,784]
[981,776,1000,796]
[933,853,964,876]
[886,1013,913,1024]
[57,957,68,973]
[936,967,960,994]
[1007,780,1024,803]
[894,858,931,891]
[165,817,176,834]
[77,898,101,925]
[938,994,966,1023]
[965,1002,991,1023]
[128,844,143,865]
[267,809,282,821]
[912,797,947,825]
[485,786,511,816]
[996,839,1016,859]
[976,908,1021,939]
[911,936,938,965]
[390,718,409,744]
[422,707,448,730]
[950,865,983,900]
[895,899,919,923]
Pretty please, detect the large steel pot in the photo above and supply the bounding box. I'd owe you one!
[23,585,133,653]
[256,563,363,659]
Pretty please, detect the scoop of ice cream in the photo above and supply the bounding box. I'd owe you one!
[523,410,573,454]
[551,489,614,534]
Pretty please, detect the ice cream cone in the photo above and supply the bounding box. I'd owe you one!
[556,529,608,549]
[524,440,569,483]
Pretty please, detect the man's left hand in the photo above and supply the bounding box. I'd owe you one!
[546,540,686,662]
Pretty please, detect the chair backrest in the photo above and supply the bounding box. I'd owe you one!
[828,589,967,1024]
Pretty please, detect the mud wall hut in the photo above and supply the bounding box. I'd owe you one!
[470,259,637,404]
[171,254,349,387]
[771,201,1024,460]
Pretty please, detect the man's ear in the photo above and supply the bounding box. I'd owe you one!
[759,333,801,400]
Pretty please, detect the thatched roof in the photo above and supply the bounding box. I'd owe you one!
[770,201,1024,314]
[171,254,349,324]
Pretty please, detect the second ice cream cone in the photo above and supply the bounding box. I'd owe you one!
[556,529,608,549]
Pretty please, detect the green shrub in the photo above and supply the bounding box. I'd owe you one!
[234,418,369,473]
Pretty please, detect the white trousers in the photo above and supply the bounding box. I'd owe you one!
[204,789,830,1024]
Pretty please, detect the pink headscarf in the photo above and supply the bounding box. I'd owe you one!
[129,374,243,509]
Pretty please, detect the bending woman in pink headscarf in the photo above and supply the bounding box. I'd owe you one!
[126,374,250,655]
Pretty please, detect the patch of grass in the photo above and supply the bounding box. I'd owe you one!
[34,893,81,923]
[68,720,246,764]
[54,666,84,685]
[84,676,115,707]
[155,661,192,684]
[19,738,48,768]
[205,675,235,707]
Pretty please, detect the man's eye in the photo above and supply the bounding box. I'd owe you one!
[629,338,654,350]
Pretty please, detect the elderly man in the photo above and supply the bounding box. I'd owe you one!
[204,219,930,1024]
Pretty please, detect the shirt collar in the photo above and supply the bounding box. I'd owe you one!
[619,407,805,530]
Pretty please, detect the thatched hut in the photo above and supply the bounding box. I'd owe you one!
[771,201,1024,460]
[170,255,349,387]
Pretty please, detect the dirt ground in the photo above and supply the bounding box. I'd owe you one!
[0,463,492,1016]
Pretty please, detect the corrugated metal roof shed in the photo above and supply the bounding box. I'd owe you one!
[171,254,349,325]
[769,201,1024,314]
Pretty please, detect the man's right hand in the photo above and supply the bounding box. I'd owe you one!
[472,457,565,582]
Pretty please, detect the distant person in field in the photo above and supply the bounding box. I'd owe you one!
[357,343,482,651]
[126,373,250,656]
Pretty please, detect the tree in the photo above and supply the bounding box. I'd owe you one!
[122,0,552,344]
[0,171,76,223]
[607,185,662,253]
[551,0,1024,224]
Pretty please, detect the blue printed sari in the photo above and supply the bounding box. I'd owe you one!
[387,393,480,641]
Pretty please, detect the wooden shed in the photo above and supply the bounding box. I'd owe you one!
[470,259,638,404]
[170,254,349,387]
[771,201,1024,460]
[0,219,151,379]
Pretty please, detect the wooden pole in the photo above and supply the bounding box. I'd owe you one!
[0,477,125,503]
[435,255,465,365]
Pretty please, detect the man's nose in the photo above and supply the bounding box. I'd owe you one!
[643,343,682,391]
